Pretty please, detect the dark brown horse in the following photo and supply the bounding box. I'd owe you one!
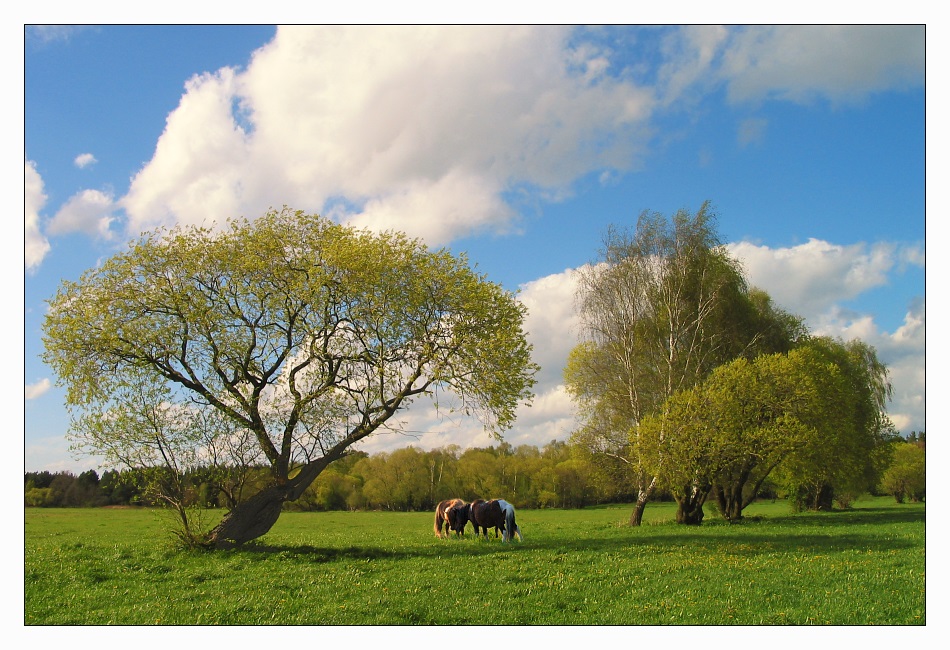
[446,503,470,536]
[467,499,506,539]
[434,498,466,538]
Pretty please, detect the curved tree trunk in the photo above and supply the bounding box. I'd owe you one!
[209,485,290,548]
[208,454,342,549]
[629,498,647,526]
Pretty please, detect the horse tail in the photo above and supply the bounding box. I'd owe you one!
[504,503,514,542]
[434,502,445,538]
[503,501,522,542]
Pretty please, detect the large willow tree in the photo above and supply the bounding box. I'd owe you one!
[43,208,537,548]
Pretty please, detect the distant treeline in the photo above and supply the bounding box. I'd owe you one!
[25,440,653,510]
[26,433,924,511]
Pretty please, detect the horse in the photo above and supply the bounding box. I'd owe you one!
[468,499,506,540]
[468,499,523,542]
[434,498,466,538]
[446,503,470,536]
[496,499,523,542]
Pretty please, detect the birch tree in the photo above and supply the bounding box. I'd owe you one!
[566,201,800,525]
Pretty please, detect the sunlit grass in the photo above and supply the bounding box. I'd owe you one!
[25,497,924,625]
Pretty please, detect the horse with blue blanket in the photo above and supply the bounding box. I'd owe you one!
[496,499,523,542]
[465,498,523,542]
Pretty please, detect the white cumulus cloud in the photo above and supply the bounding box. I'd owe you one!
[122,67,250,233]
[25,161,50,272]
[727,238,921,326]
[517,267,583,389]
[74,153,97,168]
[47,189,117,239]
[25,378,51,400]
[121,25,655,245]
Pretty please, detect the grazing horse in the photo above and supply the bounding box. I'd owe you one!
[468,499,506,539]
[496,499,523,542]
[447,503,470,536]
[434,498,466,538]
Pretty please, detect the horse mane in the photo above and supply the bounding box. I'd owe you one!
[434,498,465,538]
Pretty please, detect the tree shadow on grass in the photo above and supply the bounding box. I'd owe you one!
[521,509,924,557]
[765,506,925,527]
[231,506,923,562]
[232,543,424,563]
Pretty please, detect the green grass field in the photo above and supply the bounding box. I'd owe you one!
[24,496,924,626]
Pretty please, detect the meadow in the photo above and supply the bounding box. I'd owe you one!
[24,496,924,626]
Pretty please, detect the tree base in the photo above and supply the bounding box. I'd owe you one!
[209,485,289,549]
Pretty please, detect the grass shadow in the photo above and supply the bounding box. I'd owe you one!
[765,506,925,527]
[232,542,423,562]
[229,504,924,562]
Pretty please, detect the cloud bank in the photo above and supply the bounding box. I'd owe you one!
[119,26,656,243]
[25,26,924,270]
[25,25,925,461]
[727,239,924,324]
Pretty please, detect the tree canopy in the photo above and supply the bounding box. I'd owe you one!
[773,336,895,510]
[42,207,538,547]
[566,201,804,525]
[639,346,852,522]
[568,206,893,525]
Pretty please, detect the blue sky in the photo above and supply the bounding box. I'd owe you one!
[22,24,926,474]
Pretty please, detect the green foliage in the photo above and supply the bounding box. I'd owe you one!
[641,347,850,522]
[42,208,538,542]
[25,498,925,625]
[637,334,895,524]
[23,441,625,512]
[880,442,925,503]
[567,202,806,524]
[774,337,894,510]
[24,488,54,507]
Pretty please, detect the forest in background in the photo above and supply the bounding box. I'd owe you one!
[25,432,925,513]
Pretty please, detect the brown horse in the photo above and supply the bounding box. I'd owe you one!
[446,503,470,536]
[434,498,466,538]
[468,499,505,539]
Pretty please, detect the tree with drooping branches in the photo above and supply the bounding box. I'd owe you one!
[43,207,538,548]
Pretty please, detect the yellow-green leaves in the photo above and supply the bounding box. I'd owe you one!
[42,207,538,482]
[639,347,856,520]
